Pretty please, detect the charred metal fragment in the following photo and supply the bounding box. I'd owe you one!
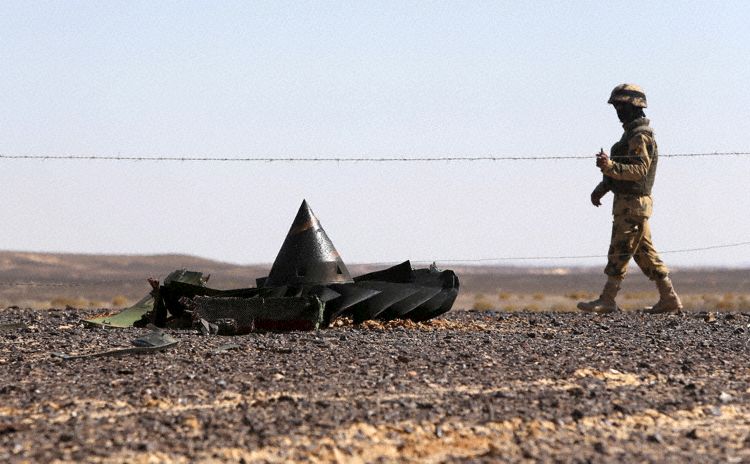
[189,296,324,334]
[348,281,421,323]
[306,286,342,303]
[378,286,442,320]
[342,260,460,322]
[324,284,381,323]
[51,330,178,360]
[198,318,219,335]
[89,200,460,332]
[405,269,460,322]
[353,260,413,284]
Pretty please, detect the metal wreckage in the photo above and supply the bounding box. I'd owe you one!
[86,200,459,335]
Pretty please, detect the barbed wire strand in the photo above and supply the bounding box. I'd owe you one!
[1,240,748,288]
[403,240,750,264]
[1,150,747,287]
[1,152,750,162]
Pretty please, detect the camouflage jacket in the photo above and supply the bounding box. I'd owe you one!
[595,118,657,218]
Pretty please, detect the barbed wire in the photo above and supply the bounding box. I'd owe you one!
[1,152,750,163]
[1,150,748,287]
[404,240,750,264]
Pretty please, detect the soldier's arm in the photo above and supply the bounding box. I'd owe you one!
[590,180,610,206]
[601,133,652,181]
[593,180,610,195]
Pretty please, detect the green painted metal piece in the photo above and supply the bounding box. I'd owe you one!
[83,269,209,328]
[83,295,154,328]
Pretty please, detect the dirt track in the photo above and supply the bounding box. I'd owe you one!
[2,308,750,463]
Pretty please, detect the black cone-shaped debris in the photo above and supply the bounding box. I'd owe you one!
[265,200,353,287]
[113,201,459,333]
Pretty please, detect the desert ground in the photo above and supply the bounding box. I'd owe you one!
[1,252,750,463]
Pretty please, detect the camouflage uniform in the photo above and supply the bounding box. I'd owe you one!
[596,117,670,281]
[579,83,682,314]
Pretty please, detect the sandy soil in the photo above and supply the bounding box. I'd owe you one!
[2,307,750,463]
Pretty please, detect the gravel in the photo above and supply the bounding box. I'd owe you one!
[2,307,750,463]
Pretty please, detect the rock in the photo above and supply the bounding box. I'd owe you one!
[136,442,153,452]
[612,403,630,414]
[0,423,21,435]
[211,343,241,354]
[647,433,664,444]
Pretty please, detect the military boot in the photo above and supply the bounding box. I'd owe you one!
[643,276,683,314]
[577,276,622,314]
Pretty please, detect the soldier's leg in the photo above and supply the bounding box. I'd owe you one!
[579,216,641,313]
[635,219,683,313]
[604,215,644,279]
[632,218,669,280]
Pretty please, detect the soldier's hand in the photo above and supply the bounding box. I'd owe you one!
[590,189,604,207]
[596,150,610,169]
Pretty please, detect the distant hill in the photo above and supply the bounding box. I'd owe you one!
[0,251,269,308]
[0,250,267,286]
[0,251,747,310]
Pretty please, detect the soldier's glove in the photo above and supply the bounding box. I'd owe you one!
[590,185,608,207]
[596,150,612,170]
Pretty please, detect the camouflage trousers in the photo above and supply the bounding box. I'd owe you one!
[604,215,669,281]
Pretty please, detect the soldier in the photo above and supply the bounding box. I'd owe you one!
[578,84,683,314]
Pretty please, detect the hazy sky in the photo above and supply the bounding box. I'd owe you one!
[1,1,749,267]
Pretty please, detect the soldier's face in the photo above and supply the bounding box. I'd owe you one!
[614,103,630,123]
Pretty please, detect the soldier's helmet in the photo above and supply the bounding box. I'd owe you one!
[607,83,647,108]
